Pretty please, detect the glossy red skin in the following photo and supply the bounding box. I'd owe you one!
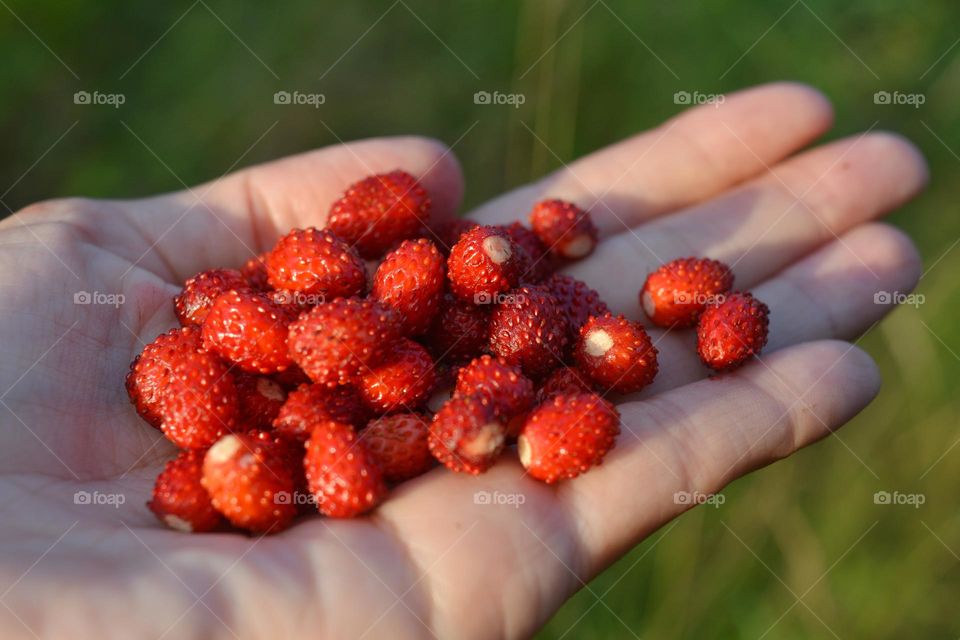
[265,227,367,299]
[574,314,659,394]
[241,253,271,290]
[427,292,492,363]
[537,366,597,403]
[149,450,224,533]
[428,395,507,475]
[126,326,203,429]
[641,257,735,327]
[529,199,598,260]
[159,347,240,450]
[273,383,370,441]
[544,273,610,344]
[696,291,769,371]
[432,218,479,255]
[373,238,445,335]
[235,374,287,429]
[362,413,433,483]
[454,355,534,421]
[487,284,569,379]
[502,222,556,283]
[305,420,388,518]
[201,289,295,374]
[447,225,523,302]
[174,268,250,326]
[358,338,436,414]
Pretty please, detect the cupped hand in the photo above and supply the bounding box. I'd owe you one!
[0,82,927,640]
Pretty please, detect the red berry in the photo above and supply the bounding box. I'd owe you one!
[432,218,478,255]
[574,314,658,394]
[126,326,203,429]
[201,289,295,374]
[265,227,367,299]
[454,355,533,421]
[488,285,569,379]
[529,199,598,260]
[305,420,388,518]
[372,238,445,335]
[288,297,400,387]
[429,395,507,475]
[358,338,436,414]
[235,374,287,429]
[328,170,431,259]
[641,257,734,327]
[426,292,491,363]
[202,433,299,533]
[273,383,369,441]
[537,366,597,403]
[362,413,433,483]
[174,268,250,326]
[159,347,240,449]
[241,253,270,290]
[696,292,770,371]
[148,450,223,533]
[503,222,555,283]
[447,225,523,303]
[544,274,610,341]
[518,393,620,483]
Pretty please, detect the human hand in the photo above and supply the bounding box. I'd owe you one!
[0,82,927,639]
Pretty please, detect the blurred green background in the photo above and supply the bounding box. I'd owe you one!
[1,0,958,637]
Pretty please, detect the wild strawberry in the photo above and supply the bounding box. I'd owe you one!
[447,225,523,303]
[268,288,321,314]
[362,413,433,483]
[201,290,295,374]
[174,268,250,326]
[159,347,240,449]
[265,227,367,299]
[426,292,491,363]
[574,314,658,394]
[328,170,431,259]
[202,433,299,533]
[454,355,533,421]
[359,338,435,414]
[503,222,555,283]
[529,199,598,260]
[305,419,388,518]
[518,393,620,483]
[537,366,597,403]
[126,326,202,429]
[641,257,734,327]
[544,274,610,342]
[373,238,445,335]
[273,383,369,441]
[488,285,568,379]
[432,218,478,254]
[235,374,287,429]
[288,297,400,387]
[429,395,507,475]
[696,292,770,371]
[241,253,270,290]
[148,450,223,533]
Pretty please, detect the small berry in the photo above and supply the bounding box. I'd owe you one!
[241,253,270,290]
[265,227,367,299]
[148,450,223,533]
[518,393,620,483]
[174,268,249,326]
[426,292,491,363]
[202,433,299,533]
[126,326,203,429]
[429,395,507,475]
[432,218,478,255]
[372,238,445,335]
[537,366,597,403]
[454,355,533,421]
[503,222,555,283]
[202,290,295,374]
[641,257,735,327]
[288,297,400,387]
[362,413,433,483]
[358,338,436,414]
[235,374,287,429]
[574,314,658,394]
[544,274,610,342]
[305,420,388,518]
[488,285,569,379]
[696,292,770,371]
[447,225,523,303]
[273,383,369,441]
[328,170,431,259]
[159,348,239,449]
[529,199,598,260]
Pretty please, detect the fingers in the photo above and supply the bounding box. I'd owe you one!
[122,136,464,281]
[563,340,881,574]
[565,131,928,316]
[468,82,834,234]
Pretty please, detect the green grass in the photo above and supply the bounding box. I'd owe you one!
[2,1,959,637]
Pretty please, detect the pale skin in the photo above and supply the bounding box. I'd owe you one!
[0,82,928,639]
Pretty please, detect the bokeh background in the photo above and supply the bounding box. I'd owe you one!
[1,1,958,637]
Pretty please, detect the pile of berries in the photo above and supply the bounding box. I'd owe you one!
[129,170,769,534]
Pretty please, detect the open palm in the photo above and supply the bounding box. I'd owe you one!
[0,83,927,640]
